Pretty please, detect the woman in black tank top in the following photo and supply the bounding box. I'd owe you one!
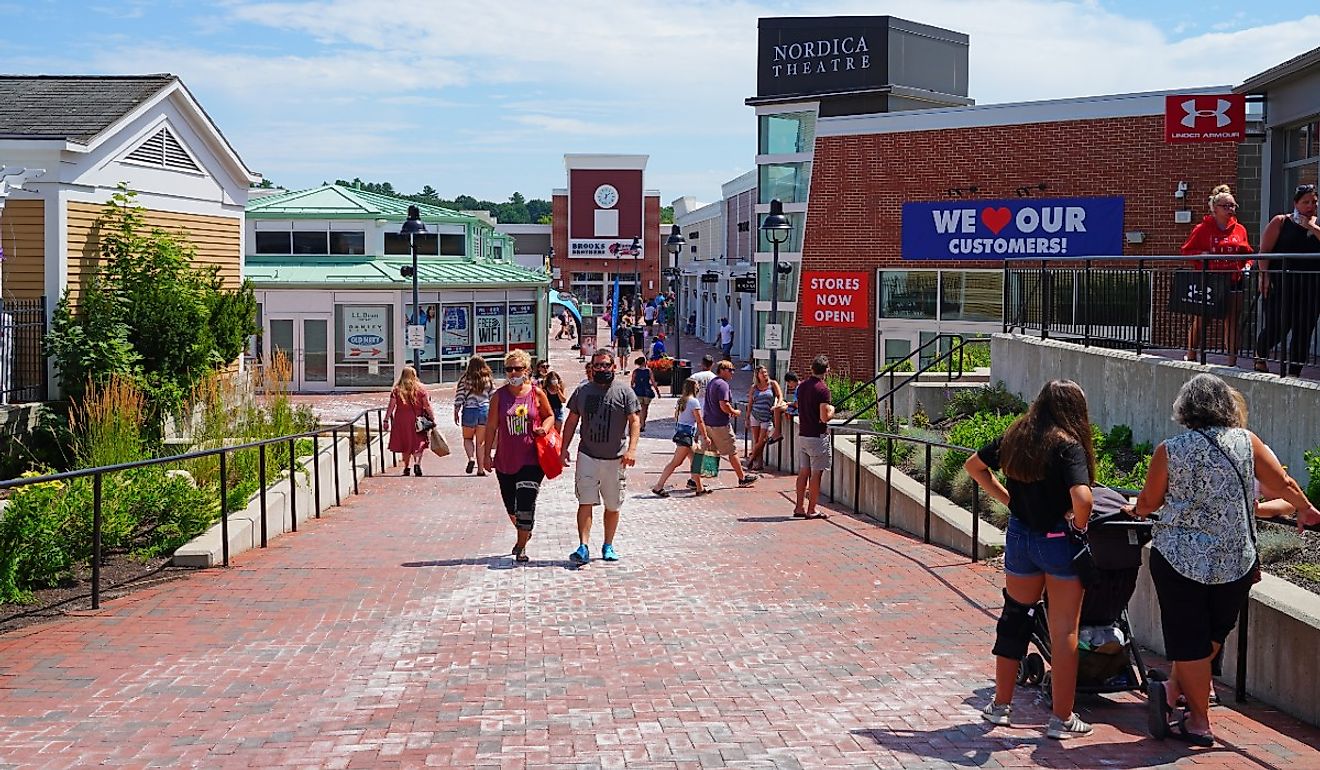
[1254,184,1320,375]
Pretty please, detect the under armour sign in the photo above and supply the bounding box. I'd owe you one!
[1165,94,1246,143]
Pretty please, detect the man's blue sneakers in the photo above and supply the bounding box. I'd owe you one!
[569,544,590,564]
[602,544,619,561]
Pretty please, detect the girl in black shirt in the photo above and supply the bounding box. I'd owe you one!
[964,379,1096,740]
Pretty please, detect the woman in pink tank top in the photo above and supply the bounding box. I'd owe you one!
[481,350,555,562]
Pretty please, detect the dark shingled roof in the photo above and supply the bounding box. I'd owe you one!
[0,74,177,143]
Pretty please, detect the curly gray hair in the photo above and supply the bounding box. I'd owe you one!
[1172,373,1242,429]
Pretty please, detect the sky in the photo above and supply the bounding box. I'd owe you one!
[5,1,1320,206]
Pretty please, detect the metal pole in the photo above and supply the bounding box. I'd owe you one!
[1136,259,1146,355]
[1199,261,1209,365]
[884,436,893,528]
[673,251,681,365]
[364,409,374,478]
[853,433,861,516]
[923,443,932,544]
[971,481,981,562]
[411,232,421,373]
[377,411,386,474]
[220,450,230,566]
[259,442,268,548]
[770,239,779,378]
[288,437,297,533]
[332,427,342,506]
[92,473,102,610]
[312,433,322,519]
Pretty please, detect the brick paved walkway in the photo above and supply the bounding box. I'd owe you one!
[3,341,1319,768]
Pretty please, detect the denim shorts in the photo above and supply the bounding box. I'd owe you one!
[461,404,489,428]
[1003,517,1079,580]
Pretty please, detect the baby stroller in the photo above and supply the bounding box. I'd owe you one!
[1016,486,1154,700]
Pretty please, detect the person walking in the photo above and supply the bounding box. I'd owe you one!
[744,365,783,472]
[689,354,717,395]
[384,366,435,477]
[454,355,495,476]
[702,359,758,487]
[644,301,658,337]
[1129,373,1319,746]
[1254,183,1320,375]
[718,317,735,362]
[963,379,1097,740]
[793,356,834,518]
[560,349,641,564]
[481,350,555,563]
[630,356,656,430]
[1181,184,1253,366]
[616,312,633,372]
[652,378,710,497]
[542,370,568,431]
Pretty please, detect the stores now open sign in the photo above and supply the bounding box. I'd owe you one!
[800,271,869,328]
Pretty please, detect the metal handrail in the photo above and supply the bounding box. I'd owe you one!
[835,335,992,427]
[0,406,394,609]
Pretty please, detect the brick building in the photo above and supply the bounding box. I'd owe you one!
[789,90,1241,379]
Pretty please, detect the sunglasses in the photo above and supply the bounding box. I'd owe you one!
[1297,184,1316,195]
[506,366,527,373]
[591,363,613,370]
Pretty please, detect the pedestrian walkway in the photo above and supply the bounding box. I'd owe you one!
[3,341,1319,768]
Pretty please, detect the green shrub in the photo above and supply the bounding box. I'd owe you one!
[1305,449,1320,507]
[926,339,992,372]
[0,474,90,602]
[944,381,1028,420]
[70,374,148,468]
[940,412,1018,481]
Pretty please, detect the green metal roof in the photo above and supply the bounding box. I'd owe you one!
[246,184,473,222]
[245,256,550,289]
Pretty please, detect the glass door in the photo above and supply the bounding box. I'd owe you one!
[265,314,333,391]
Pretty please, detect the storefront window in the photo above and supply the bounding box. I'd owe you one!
[328,231,365,255]
[334,304,394,387]
[255,232,291,254]
[759,162,812,204]
[880,271,937,320]
[757,212,805,253]
[940,271,1003,321]
[883,338,911,365]
[384,233,440,255]
[1283,120,1319,163]
[292,232,329,254]
[759,111,817,155]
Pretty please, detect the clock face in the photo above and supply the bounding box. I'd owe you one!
[593,184,620,209]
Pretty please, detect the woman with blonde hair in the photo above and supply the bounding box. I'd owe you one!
[1181,184,1253,366]
[482,349,555,562]
[454,355,495,476]
[1132,373,1318,746]
[651,378,710,497]
[384,366,435,477]
[744,364,783,471]
[964,379,1096,740]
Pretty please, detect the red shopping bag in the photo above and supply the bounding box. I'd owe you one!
[537,428,564,480]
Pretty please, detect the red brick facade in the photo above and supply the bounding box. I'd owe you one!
[551,192,663,300]
[790,115,1238,378]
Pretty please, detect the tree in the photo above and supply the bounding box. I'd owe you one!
[45,185,259,425]
[661,205,675,224]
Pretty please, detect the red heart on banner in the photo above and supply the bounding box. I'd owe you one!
[981,207,1012,235]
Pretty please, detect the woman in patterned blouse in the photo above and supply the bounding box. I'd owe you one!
[1131,373,1318,746]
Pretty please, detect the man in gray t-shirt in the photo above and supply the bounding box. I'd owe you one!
[561,349,641,565]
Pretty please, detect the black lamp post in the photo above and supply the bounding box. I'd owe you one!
[665,224,687,362]
[760,198,792,377]
[400,205,427,373]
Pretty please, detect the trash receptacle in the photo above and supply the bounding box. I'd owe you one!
[671,359,692,398]
[631,326,645,352]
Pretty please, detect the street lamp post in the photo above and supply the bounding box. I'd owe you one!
[760,199,792,378]
[665,224,687,363]
[400,205,427,373]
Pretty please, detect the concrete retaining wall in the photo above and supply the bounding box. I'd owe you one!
[173,435,370,568]
[991,333,1320,486]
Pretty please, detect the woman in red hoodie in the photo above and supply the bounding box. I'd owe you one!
[1181,184,1253,366]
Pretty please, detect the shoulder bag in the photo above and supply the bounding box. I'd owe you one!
[1197,429,1262,584]
[531,387,564,480]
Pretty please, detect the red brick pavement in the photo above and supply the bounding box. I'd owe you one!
[3,340,1319,768]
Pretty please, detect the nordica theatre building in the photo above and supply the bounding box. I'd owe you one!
[747,16,1251,380]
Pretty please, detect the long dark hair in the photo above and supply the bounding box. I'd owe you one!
[1000,379,1096,484]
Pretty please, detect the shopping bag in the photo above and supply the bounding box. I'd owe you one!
[428,427,450,458]
[1167,270,1230,319]
[415,414,437,433]
[536,429,564,480]
[700,451,721,478]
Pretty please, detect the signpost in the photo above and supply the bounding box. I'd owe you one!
[764,323,783,350]
[405,324,426,350]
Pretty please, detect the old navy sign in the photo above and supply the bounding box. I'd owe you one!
[901,197,1125,260]
[1165,94,1246,143]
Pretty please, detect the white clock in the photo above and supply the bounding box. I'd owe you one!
[593,184,620,209]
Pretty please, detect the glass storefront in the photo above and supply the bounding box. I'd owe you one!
[940,271,1004,321]
[756,261,798,303]
[759,162,812,204]
[880,271,938,319]
[334,304,395,387]
[759,111,817,155]
[757,212,806,253]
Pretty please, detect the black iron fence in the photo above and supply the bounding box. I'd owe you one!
[0,407,392,611]
[0,297,48,404]
[1004,255,1320,376]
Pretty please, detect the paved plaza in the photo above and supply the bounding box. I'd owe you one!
[2,337,1319,769]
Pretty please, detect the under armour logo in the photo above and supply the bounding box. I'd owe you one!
[1180,98,1232,129]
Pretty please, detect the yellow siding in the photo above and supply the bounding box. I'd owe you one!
[66,201,241,301]
[0,199,45,299]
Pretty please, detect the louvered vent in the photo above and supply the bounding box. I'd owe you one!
[125,127,202,173]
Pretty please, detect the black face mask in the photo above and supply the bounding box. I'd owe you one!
[593,370,614,385]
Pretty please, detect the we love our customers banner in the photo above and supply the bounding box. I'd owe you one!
[901,197,1125,260]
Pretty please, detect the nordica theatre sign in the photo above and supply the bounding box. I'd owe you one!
[757,16,888,99]
[770,36,870,79]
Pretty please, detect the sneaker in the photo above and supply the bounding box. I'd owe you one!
[413,464,423,476]
[1045,713,1093,740]
[466,459,475,474]
[738,474,760,486]
[687,479,697,489]
[981,702,1012,726]
[569,544,590,564]
[602,544,619,561]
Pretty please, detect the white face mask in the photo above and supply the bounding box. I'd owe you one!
[507,375,526,387]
